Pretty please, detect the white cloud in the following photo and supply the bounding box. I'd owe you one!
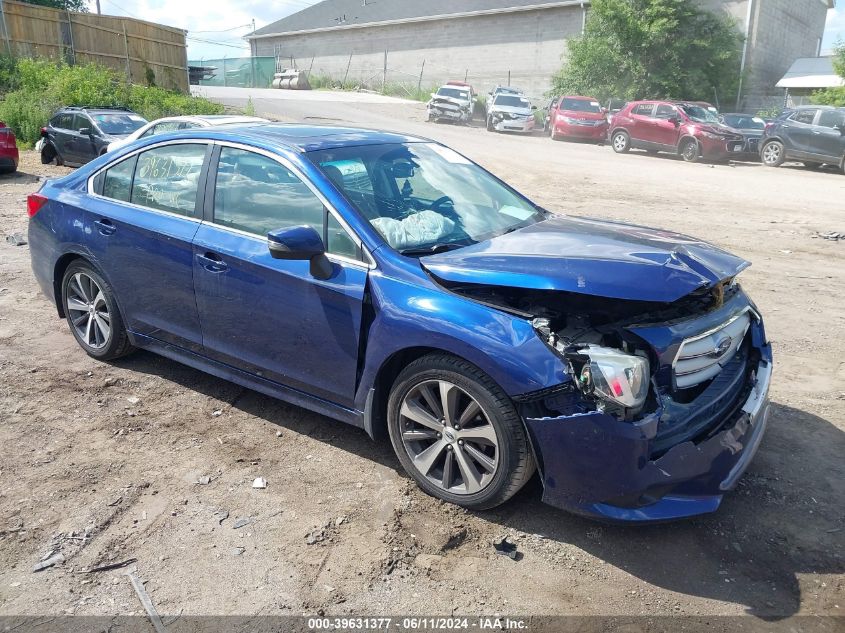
[88,0,319,60]
[823,7,845,52]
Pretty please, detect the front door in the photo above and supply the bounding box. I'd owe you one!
[651,104,682,148]
[192,145,369,408]
[85,142,209,352]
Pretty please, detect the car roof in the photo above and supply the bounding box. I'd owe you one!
[168,123,430,153]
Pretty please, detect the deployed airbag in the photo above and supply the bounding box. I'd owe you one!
[372,211,455,249]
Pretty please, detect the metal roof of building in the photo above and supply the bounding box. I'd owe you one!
[249,0,587,39]
[776,57,844,89]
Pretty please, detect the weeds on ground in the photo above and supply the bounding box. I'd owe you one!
[0,57,223,145]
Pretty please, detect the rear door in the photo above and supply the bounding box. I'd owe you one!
[783,109,819,157]
[86,141,209,352]
[810,109,845,162]
[628,103,656,145]
[191,144,369,407]
[52,113,76,163]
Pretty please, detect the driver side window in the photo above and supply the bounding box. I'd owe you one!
[213,147,363,261]
[655,104,677,119]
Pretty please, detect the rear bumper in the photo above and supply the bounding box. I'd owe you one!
[0,152,18,169]
[523,347,772,523]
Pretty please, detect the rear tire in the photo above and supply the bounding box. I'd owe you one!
[387,354,535,511]
[761,140,785,168]
[61,261,134,361]
[680,138,700,163]
[486,117,494,132]
[611,131,630,153]
[41,143,62,166]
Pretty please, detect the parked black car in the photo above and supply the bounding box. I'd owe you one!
[719,113,767,160]
[41,107,147,167]
[760,106,845,172]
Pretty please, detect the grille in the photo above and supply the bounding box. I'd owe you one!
[674,311,752,389]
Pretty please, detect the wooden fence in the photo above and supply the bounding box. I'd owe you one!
[0,0,188,92]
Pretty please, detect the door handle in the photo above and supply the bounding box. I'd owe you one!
[812,130,821,135]
[196,252,228,273]
[94,219,116,236]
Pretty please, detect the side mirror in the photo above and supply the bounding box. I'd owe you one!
[78,127,92,136]
[531,105,538,110]
[668,116,681,127]
[267,225,332,280]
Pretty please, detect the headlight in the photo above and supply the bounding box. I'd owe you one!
[573,345,649,410]
[701,131,724,140]
[532,319,651,415]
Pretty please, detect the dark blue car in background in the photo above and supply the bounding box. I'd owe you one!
[27,124,772,522]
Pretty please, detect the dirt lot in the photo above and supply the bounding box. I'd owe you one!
[0,95,843,628]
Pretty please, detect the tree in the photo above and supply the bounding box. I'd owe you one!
[551,0,743,104]
[19,0,89,12]
[812,43,845,107]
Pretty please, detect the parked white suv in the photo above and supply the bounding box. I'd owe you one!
[486,94,536,133]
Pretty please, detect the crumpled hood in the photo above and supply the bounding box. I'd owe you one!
[430,95,470,109]
[421,216,750,303]
[491,105,532,116]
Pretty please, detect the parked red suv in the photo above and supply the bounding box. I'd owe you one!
[0,122,19,174]
[609,101,745,162]
[547,96,608,142]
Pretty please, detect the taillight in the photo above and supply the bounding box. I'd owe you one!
[40,127,48,138]
[764,122,775,133]
[27,193,48,218]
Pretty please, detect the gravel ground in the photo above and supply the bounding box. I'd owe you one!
[0,96,843,627]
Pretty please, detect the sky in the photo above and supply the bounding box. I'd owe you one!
[86,0,322,60]
[89,1,844,61]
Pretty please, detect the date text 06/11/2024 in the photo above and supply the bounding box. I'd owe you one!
[306,617,528,630]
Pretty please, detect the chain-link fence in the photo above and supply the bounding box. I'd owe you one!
[188,57,275,89]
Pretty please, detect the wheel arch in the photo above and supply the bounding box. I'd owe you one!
[53,253,87,317]
[363,346,495,441]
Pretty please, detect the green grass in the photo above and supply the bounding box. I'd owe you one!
[0,56,223,146]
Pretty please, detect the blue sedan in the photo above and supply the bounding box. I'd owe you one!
[27,124,772,521]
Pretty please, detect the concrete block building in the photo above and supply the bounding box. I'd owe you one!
[247,0,834,107]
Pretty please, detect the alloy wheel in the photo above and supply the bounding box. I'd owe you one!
[398,379,499,495]
[65,272,111,349]
[613,133,628,152]
[682,140,699,162]
[762,142,782,165]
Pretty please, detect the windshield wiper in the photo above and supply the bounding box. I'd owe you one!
[399,243,467,256]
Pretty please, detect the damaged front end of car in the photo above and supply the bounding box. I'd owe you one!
[436,276,772,522]
[427,96,473,124]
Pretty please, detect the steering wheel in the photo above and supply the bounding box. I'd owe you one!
[428,196,455,213]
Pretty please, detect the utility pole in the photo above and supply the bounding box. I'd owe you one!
[96,0,101,14]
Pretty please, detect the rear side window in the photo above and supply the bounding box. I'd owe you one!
[790,110,817,125]
[632,104,654,116]
[53,113,73,129]
[818,110,845,129]
[130,144,207,216]
[214,147,325,237]
[102,155,137,202]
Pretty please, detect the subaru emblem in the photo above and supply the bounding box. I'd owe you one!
[713,337,733,358]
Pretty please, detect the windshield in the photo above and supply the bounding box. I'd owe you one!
[679,105,719,124]
[722,114,765,130]
[92,113,147,135]
[308,143,546,255]
[494,95,530,108]
[561,98,602,113]
[436,87,470,101]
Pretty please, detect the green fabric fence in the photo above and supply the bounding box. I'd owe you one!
[188,57,276,89]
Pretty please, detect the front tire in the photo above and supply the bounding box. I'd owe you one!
[61,261,134,360]
[761,140,785,167]
[387,354,535,511]
[611,131,630,153]
[680,138,700,163]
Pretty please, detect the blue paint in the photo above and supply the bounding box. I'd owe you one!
[28,124,772,522]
